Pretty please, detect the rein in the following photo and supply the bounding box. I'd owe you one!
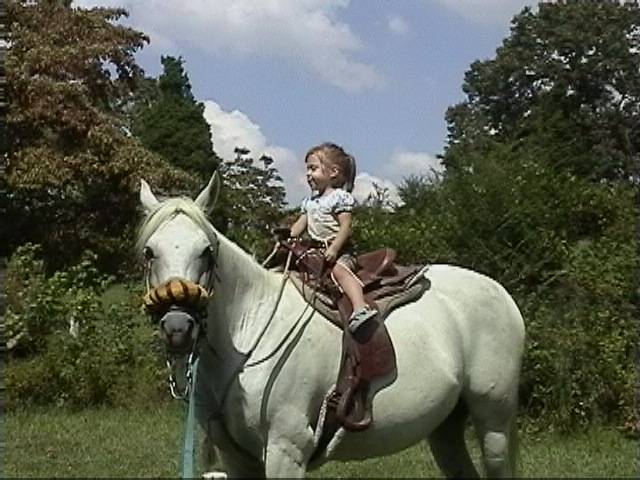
[244,249,299,367]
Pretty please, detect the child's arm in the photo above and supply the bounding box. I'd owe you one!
[290,214,308,237]
[326,211,352,262]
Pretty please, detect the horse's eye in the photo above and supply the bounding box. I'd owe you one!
[143,246,155,261]
[201,245,213,258]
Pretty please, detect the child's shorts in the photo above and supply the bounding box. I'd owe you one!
[333,253,363,289]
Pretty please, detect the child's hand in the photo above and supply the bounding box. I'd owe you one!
[324,247,338,263]
[272,227,291,242]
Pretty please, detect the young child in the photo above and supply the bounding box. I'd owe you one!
[289,142,377,333]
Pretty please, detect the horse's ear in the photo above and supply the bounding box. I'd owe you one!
[140,179,160,213]
[195,171,221,214]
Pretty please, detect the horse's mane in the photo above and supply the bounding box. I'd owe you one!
[135,197,218,259]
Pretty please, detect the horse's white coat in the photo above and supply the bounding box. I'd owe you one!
[137,172,526,478]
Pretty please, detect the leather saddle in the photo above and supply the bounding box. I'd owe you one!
[264,238,430,433]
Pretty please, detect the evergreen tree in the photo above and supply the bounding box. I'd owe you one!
[126,56,285,257]
[131,56,220,188]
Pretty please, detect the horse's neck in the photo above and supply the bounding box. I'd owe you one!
[209,236,280,351]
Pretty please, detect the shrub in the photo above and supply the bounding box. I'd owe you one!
[519,232,636,432]
[5,244,110,356]
[4,244,166,409]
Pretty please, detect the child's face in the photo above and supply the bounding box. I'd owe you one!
[305,154,339,193]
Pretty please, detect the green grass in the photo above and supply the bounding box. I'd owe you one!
[5,403,185,478]
[4,403,637,478]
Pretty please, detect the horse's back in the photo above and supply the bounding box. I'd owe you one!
[431,263,524,345]
[319,264,525,460]
[404,263,525,339]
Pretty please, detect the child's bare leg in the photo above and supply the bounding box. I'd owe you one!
[332,262,377,333]
[332,262,366,311]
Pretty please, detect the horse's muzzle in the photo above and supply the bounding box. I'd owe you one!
[160,307,198,353]
[142,278,211,353]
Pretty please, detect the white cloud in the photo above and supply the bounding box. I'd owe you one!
[202,100,302,204]
[202,100,411,209]
[432,0,537,26]
[382,151,443,183]
[203,101,263,161]
[74,0,385,92]
[353,173,403,210]
[386,15,410,37]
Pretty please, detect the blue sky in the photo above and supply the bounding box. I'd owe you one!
[75,0,537,206]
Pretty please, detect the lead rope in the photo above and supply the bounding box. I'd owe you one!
[178,257,218,477]
[179,250,295,478]
[180,356,199,479]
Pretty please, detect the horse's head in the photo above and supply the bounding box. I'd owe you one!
[137,172,220,356]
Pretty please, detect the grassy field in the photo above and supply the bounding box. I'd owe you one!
[4,401,637,478]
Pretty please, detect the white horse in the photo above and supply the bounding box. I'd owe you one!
[136,171,526,479]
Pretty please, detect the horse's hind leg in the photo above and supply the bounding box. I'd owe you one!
[427,399,480,478]
[468,393,519,478]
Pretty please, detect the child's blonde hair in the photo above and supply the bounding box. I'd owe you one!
[305,142,356,192]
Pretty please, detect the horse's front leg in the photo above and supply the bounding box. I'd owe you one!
[264,420,316,478]
[264,437,309,479]
[217,450,266,479]
[202,420,266,479]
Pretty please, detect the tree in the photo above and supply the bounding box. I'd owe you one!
[4,0,196,271]
[431,0,638,430]
[443,0,640,183]
[435,0,639,275]
[435,0,639,286]
[214,147,287,257]
[358,181,398,211]
[131,55,220,188]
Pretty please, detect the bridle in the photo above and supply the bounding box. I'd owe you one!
[141,244,218,400]
[139,231,310,405]
[139,231,318,475]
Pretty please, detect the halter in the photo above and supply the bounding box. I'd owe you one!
[141,248,217,400]
[139,223,306,405]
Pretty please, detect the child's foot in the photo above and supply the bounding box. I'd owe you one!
[348,307,377,333]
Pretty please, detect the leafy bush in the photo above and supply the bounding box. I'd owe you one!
[520,293,635,432]
[520,230,636,432]
[5,244,166,409]
[6,244,111,355]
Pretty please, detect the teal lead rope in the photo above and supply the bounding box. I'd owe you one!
[181,357,200,479]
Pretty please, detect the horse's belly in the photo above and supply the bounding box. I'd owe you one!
[328,386,459,461]
[330,344,461,460]
[324,306,465,461]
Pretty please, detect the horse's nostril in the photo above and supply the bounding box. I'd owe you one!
[159,309,197,353]
[160,310,194,335]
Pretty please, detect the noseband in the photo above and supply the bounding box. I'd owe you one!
[142,278,211,315]
[142,277,214,399]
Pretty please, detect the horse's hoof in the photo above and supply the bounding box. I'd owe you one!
[202,471,227,479]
